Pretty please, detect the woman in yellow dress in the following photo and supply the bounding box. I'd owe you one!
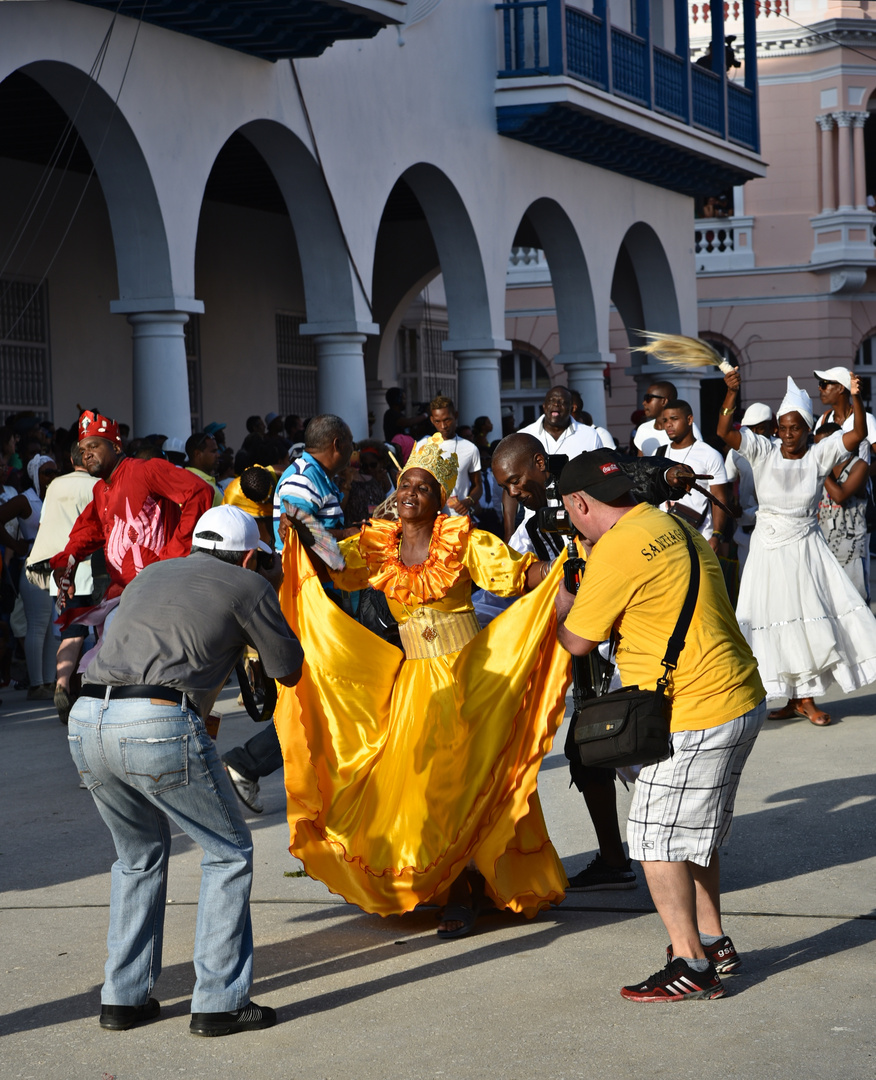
[274,434,571,937]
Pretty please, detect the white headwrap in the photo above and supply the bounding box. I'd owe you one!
[776,376,814,430]
[27,454,54,492]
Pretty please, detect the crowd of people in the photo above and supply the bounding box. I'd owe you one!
[9,355,874,1032]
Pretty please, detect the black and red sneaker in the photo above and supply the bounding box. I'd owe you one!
[667,934,741,975]
[620,958,725,1002]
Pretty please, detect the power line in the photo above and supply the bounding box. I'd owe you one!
[289,59,374,320]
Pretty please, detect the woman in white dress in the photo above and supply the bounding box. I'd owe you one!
[717,369,876,726]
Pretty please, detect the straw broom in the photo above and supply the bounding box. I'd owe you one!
[631,331,736,375]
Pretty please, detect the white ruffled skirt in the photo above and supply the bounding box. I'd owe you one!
[736,512,876,701]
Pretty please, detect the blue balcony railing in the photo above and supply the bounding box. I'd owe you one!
[565,7,603,86]
[611,27,648,105]
[728,83,756,146]
[496,0,759,152]
[691,64,723,135]
[498,0,556,75]
[653,48,686,120]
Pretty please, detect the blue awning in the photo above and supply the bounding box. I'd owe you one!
[70,0,402,60]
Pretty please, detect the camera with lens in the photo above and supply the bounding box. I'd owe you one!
[535,454,577,537]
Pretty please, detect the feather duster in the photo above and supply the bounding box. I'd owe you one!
[632,331,736,375]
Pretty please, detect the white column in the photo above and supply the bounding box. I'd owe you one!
[453,349,503,431]
[836,111,855,210]
[128,312,191,440]
[853,111,868,211]
[817,114,836,213]
[666,370,705,426]
[365,378,388,439]
[313,332,369,440]
[556,352,611,428]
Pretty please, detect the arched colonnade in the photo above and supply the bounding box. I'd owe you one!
[1,39,686,439]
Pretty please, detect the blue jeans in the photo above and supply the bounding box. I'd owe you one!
[68,694,254,1012]
[222,721,283,781]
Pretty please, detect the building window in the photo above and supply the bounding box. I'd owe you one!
[0,278,51,422]
[276,312,317,417]
[500,349,550,428]
[184,314,201,432]
[394,324,453,409]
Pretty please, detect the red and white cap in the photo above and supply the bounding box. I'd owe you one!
[78,410,123,451]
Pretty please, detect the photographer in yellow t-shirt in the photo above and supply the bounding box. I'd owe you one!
[554,449,765,1004]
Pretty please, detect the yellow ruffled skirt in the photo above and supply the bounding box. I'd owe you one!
[274,536,571,917]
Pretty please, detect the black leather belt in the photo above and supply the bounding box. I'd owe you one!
[79,684,200,717]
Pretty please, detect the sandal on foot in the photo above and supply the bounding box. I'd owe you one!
[767,700,804,721]
[798,698,831,726]
[437,904,478,940]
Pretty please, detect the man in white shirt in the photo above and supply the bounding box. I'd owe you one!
[634,379,702,455]
[658,400,729,551]
[415,395,481,515]
[504,386,602,539]
[813,367,876,466]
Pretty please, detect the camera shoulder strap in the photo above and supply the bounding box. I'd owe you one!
[524,516,551,561]
[655,523,700,693]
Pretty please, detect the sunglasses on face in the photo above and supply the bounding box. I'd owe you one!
[818,380,840,389]
[643,393,666,403]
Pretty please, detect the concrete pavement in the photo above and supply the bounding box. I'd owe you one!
[1,679,874,1080]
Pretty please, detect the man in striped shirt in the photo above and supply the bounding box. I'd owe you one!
[272,414,353,548]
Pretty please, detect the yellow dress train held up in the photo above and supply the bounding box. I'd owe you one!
[274,514,571,917]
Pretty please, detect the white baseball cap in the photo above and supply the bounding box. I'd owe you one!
[813,366,851,391]
[739,403,772,427]
[192,505,271,554]
[162,436,186,455]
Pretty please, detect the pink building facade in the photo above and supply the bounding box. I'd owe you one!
[695,0,876,427]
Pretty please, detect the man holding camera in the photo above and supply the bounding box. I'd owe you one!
[67,506,304,1035]
[553,451,765,1002]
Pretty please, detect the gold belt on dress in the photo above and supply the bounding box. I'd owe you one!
[397,607,480,659]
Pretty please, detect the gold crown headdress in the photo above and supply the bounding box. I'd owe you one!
[398,433,459,500]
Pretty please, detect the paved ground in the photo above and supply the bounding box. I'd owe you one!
[2,677,875,1080]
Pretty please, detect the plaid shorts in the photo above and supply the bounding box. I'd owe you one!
[627,700,766,867]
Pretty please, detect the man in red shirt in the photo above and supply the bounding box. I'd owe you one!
[51,411,214,607]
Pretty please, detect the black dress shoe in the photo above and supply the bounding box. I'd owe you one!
[189,1001,276,1037]
[99,998,160,1030]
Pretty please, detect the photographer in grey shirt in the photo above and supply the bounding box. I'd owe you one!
[68,506,303,1038]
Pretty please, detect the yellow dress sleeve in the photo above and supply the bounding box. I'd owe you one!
[463,527,537,597]
[327,534,372,592]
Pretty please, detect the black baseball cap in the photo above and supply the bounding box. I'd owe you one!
[558,450,634,502]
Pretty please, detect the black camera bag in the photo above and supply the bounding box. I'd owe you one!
[573,523,700,770]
